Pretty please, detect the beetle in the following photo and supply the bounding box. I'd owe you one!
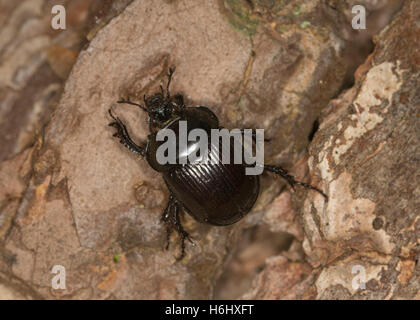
[108,67,327,259]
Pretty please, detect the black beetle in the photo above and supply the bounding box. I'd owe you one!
[108,68,327,259]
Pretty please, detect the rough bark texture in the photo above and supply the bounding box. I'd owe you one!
[0,0,133,163]
[0,0,416,299]
[243,0,420,299]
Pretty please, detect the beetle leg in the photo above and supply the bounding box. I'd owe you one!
[108,108,146,157]
[160,195,194,259]
[161,196,174,250]
[264,164,328,201]
[171,199,194,260]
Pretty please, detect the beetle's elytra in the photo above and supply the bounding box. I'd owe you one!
[108,67,327,259]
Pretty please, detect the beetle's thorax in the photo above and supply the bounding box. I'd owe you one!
[148,111,182,133]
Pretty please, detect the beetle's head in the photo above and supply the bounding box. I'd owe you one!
[144,91,183,131]
[116,68,183,132]
[146,93,173,122]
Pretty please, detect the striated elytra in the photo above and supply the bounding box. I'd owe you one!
[108,68,327,260]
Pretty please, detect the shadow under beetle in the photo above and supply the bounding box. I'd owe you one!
[108,67,328,260]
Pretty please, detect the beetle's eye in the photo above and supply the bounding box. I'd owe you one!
[151,105,172,122]
[151,97,160,104]
[162,105,172,120]
[147,94,164,107]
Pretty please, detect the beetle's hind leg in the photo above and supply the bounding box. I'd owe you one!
[108,108,146,157]
[161,194,194,260]
[173,200,195,260]
[161,196,175,250]
[264,164,328,200]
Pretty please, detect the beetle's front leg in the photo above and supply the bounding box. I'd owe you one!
[108,108,146,157]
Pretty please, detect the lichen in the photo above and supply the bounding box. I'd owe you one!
[223,0,260,36]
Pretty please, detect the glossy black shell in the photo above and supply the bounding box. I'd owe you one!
[146,106,260,226]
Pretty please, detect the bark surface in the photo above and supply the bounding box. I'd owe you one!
[0,0,416,299]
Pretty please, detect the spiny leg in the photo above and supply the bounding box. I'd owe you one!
[264,164,328,200]
[161,195,175,250]
[172,201,194,260]
[160,194,194,260]
[108,108,146,157]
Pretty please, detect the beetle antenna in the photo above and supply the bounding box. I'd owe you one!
[166,67,175,99]
[117,98,148,112]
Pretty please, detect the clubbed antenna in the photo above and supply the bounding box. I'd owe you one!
[166,67,176,99]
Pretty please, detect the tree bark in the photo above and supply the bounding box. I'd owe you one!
[0,0,415,299]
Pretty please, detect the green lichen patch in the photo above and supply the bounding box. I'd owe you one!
[223,0,260,36]
[300,20,311,29]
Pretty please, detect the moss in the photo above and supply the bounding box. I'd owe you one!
[300,21,311,29]
[256,0,287,11]
[293,4,302,16]
[224,0,260,36]
[276,24,291,33]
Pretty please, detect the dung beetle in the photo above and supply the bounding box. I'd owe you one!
[108,67,327,259]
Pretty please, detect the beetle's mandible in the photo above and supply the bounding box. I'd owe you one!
[108,67,327,260]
